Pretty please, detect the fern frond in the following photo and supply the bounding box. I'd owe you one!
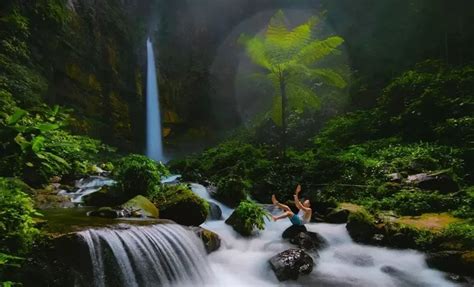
[239,34,271,69]
[295,36,344,66]
[310,68,347,88]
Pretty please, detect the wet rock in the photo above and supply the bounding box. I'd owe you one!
[282,225,307,239]
[346,211,377,244]
[189,226,221,253]
[269,249,315,281]
[444,273,468,284]
[334,251,374,267]
[289,231,327,251]
[121,195,159,218]
[406,171,458,193]
[87,207,119,219]
[207,201,222,220]
[387,173,403,183]
[426,251,474,276]
[380,265,424,287]
[325,208,350,223]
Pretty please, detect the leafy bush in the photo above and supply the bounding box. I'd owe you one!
[155,184,209,226]
[225,200,269,236]
[113,154,169,200]
[0,178,39,254]
[376,189,457,216]
[437,223,474,250]
[214,175,250,207]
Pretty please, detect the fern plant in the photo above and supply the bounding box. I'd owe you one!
[239,11,346,151]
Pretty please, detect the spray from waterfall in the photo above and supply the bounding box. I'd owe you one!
[146,38,164,161]
[78,224,212,286]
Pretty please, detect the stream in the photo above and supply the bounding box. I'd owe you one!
[191,183,458,287]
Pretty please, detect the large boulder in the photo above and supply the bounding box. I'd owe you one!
[289,231,327,251]
[157,184,209,226]
[282,225,307,239]
[189,226,221,253]
[213,176,249,207]
[406,171,458,193]
[87,207,120,219]
[426,251,474,276]
[346,210,377,244]
[325,208,350,223]
[269,249,315,281]
[121,195,159,218]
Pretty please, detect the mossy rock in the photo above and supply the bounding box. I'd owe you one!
[82,186,124,207]
[346,210,378,244]
[122,195,159,218]
[156,184,209,226]
[189,226,221,253]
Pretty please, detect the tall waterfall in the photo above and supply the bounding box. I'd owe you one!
[77,224,212,287]
[146,38,163,161]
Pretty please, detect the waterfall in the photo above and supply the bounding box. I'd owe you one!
[77,224,212,287]
[146,38,164,162]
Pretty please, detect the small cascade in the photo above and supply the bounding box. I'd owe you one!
[146,38,164,162]
[77,224,212,287]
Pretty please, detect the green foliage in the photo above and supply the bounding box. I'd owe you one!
[0,104,113,184]
[226,200,269,236]
[239,10,346,138]
[113,154,169,200]
[437,223,474,250]
[215,175,250,207]
[0,178,39,254]
[155,184,209,226]
[375,189,458,216]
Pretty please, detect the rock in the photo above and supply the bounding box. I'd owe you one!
[225,210,250,236]
[213,176,249,207]
[444,273,468,284]
[207,201,222,220]
[289,231,327,251]
[189,226,221,253]
[426,251,474,276]
[282,225,307,239]
[157,184,209,226]
[121,195,159,218]
[82,186,123,207]
[334,251,375,267]
[87,207,119,219]
[387,173,402,183]
[325,208,350,223]
[269,249,315,281]
[406,171,458,193]
[346,211,377,244]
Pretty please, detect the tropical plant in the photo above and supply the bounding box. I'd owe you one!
[239,10,347,151]
[225,200,270,236]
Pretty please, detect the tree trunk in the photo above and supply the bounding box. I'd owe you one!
[280,77,287,155]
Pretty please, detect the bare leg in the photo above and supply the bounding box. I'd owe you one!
[272,194,291,212]
[272,211,294,222]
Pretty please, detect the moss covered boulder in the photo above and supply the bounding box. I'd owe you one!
[225,200,269,236]
[346,210,378,244]
[156,184,209,226]
[122,195,159,218]
[188,226,221,253]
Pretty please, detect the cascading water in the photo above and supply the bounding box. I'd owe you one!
[77,224,212,287]
[190,184,459,287]
[146,38,164,162]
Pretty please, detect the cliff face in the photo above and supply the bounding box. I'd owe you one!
[0,0,155,151]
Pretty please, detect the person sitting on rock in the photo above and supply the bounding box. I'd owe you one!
[271,184,312,225]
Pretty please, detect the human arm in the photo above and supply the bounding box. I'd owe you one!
[294,186,311,212]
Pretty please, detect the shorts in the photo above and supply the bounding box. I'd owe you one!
[290,214,303,226]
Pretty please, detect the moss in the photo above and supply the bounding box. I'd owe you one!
[155,184,209,226]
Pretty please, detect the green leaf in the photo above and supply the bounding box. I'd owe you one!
[6,108,27,125]
[14,134,30,151]
[36,123,59,132]
[31,135,45,153]
[294,36,344,66]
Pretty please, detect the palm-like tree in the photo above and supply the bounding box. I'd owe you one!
[239,11,347,151]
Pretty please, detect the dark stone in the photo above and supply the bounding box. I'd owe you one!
[380,265,424,287]
[189,226,221,254]
[346,214,377,244]
[225,210,253,236]
[269,249,315,281]
[444,273,468,284]
[406,171,459,193]
[334,251,375,267]
[426,251,474,276]
[87,207,119,219]
[325,208,350,223]
[289,231,327,251]
[207,201,222,220]
[282,225,307,239]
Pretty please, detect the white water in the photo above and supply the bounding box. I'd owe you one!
[58,176,115,203]
[146,38,164,162]
[190,184,458,287]
[78,224,213,287]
